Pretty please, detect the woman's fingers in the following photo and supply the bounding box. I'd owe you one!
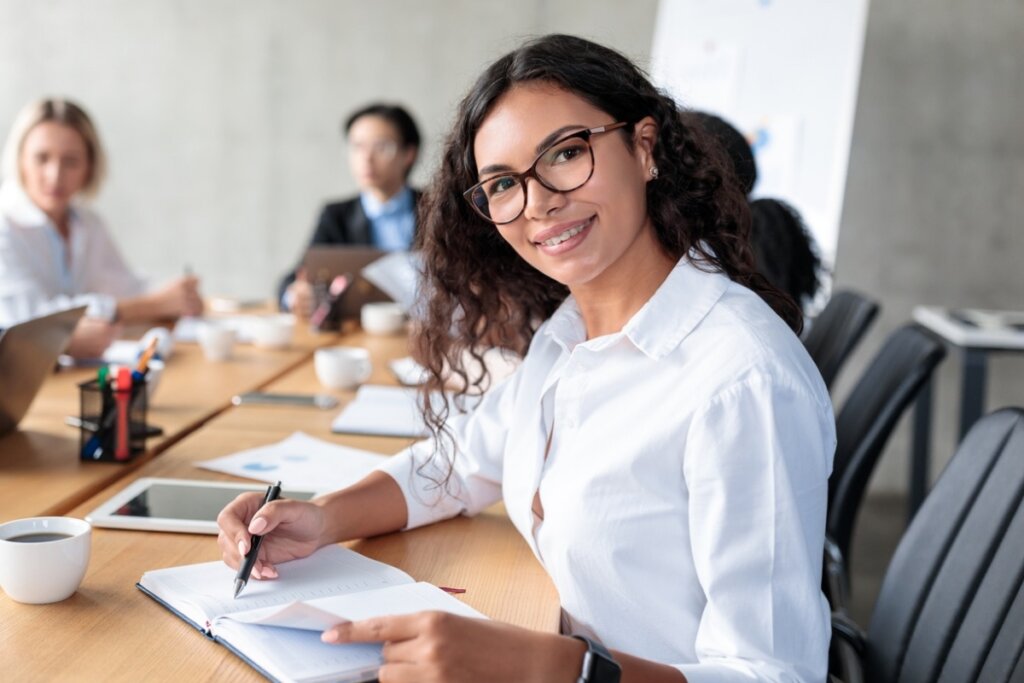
[323,612,450,645]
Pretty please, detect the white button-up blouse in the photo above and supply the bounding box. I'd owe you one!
[378,255,836,682]
[0,181,145,325]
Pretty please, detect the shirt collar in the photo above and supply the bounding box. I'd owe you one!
[542,253,731,360]
[0,180,80,228]
[360,185,413,220]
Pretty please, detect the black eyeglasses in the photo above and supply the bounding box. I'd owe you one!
[463,122,629,225]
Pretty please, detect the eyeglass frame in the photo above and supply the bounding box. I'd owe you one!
[463,121,631,225]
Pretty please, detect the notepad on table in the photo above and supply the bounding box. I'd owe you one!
[137,545,485,683]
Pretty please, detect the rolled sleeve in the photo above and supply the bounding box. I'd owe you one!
[376,370,521,530]
[680,373,835,682]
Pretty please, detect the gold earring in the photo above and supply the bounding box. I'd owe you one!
[650,166,659,180]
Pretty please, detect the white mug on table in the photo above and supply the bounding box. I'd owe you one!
[315,346,372,390]
[0,517,92,604]
[198,323,236,361]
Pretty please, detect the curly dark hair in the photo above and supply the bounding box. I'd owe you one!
[749,198,824,308]
[413,34,801,484]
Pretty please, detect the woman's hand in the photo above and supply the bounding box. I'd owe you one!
[216,493,327,580]
[150,275,204,318]
[321,612,584,683]
[118,276,204,322]
[64,316,119,359]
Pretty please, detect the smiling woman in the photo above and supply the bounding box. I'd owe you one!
[216,34,835,683]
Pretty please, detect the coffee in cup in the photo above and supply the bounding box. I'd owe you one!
[0,517,92,604]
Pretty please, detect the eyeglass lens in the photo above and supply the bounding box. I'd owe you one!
[472,135,594,224]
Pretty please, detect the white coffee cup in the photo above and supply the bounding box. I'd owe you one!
[314,346,372,390]
[360,302,407,336]
[0,517,92,604]
[250,314,295,349]
[198,323,236,361]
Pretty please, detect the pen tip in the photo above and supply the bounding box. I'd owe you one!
[233,579,244,599]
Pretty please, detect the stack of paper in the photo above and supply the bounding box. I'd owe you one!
[196,432,389,492]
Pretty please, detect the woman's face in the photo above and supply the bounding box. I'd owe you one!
[19,121,91,220]
[347,115,416,199]
[472,83,658,290]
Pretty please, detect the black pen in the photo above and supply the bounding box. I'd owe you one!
[234,481,282,598]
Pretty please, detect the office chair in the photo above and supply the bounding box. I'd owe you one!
[803,290,880,390]
[829,407,1024,683]
[826,324,946,602]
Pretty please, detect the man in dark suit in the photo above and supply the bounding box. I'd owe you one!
[279,103,421,314]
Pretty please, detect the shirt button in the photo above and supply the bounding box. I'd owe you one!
[564,417,576,429]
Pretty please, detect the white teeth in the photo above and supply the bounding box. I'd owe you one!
[540,223,585,247]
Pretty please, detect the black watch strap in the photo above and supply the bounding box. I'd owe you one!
[572,635,622,683]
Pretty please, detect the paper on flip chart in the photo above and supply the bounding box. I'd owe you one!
[195,431,388,492]
[224,582,486,631]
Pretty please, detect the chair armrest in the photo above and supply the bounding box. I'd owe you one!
[830,611,867,683]
[824,534,851,612]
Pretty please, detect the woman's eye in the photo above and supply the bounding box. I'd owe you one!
[549,142,586,165]
[486,176,518,197]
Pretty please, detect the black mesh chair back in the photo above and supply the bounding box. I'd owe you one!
[803,290,879,390]
[828,324,946,564]
[864,408,1024,682]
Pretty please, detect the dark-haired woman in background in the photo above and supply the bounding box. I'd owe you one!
[690,111,824,314]
[750,198,823,313]
[220,35,834,682]
[279,103,422,315]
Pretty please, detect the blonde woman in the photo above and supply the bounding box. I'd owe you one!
[0,98,203,357]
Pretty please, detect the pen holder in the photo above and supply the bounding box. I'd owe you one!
[77,377,149,462]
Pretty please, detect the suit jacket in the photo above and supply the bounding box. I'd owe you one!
[278,190,421,306]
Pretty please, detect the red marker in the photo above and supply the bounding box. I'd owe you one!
[114,366,132,460]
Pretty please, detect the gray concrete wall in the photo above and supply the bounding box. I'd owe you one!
[834,0,1024,493]
[0,0,658,298]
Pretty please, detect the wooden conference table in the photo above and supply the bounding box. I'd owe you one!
[1,324,558,682]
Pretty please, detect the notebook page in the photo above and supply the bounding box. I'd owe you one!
[140,545,413,623]
[222,581,487,631]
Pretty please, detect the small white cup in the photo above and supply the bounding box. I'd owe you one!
[198,323,236,361]
[360,302,407,336]
[250,314,295,349]
[315,346,372,390]
[0,517,92,604]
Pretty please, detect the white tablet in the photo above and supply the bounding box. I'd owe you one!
[85,477,318,534]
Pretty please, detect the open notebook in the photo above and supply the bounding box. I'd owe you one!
[137,545,485,683]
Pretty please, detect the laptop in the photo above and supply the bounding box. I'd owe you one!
[0,306,86,435]
[301,245,393,324]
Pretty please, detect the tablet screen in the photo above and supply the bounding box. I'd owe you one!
[111,482,315,522]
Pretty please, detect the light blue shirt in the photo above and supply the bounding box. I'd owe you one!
[360,186,416,251]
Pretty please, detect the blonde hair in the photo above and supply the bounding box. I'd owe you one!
[1,98,107,198]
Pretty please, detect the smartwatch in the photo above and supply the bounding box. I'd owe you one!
[572,635,622,683]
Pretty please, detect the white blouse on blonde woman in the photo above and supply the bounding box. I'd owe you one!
[377,254,836,683]
[0,181,145,326]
